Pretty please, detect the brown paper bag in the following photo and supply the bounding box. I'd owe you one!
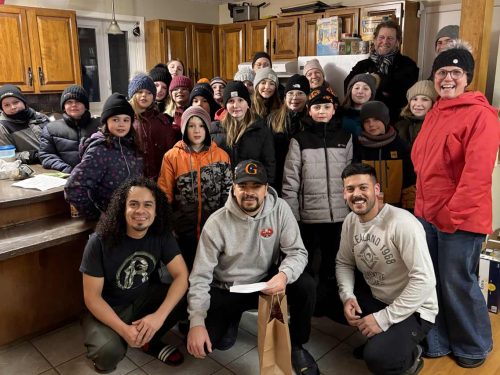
[257,293,292,375]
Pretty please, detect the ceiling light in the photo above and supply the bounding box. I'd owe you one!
[107,0,123,35]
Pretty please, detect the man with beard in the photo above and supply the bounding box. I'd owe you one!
[187,160,319,375]
[336,163,438,375]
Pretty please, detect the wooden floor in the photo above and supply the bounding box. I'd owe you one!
[421,312,500,374]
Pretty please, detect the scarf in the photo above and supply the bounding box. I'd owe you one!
[370,50,397,75]
[358,125,397,148]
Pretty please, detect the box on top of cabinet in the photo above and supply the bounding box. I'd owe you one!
[360,14,395,42]
[316,16,342,56]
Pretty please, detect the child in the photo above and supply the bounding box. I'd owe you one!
[65,93,143,219]
[0,84,50,164]
[234,67,255,95]
[149,63,172,113]
[39,85,100,173]
[340,73,377,136]
[189,83,220,121]
[267,74,310,196]
[252,67,281,120]
[356,101,416,209]
[395,80,437,149]
[210,77,226,107]
[158,106,232,269]
[283,86,352,316]
[167,58,184,77]
[165,75,192,137]
[129,73,176,180]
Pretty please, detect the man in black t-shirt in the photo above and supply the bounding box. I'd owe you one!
[80,177,189,373]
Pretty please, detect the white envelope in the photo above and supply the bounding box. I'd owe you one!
[229,282,269,293]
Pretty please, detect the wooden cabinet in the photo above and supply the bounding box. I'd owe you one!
[218,23,245,80]
[0,6,81,93]
[145,20,218,82]
[299,13,323,57]
[325,7,360,36]
[271,17,299,59]
[246,20,271,61]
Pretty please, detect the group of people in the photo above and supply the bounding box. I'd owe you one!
[0,20,499,375]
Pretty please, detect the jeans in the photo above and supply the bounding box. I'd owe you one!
[418,219,492,359]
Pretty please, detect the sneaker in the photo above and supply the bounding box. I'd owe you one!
[291,347,320,375]
[402,345,424,375]
[214,318,239,350]
[456,356,486,368]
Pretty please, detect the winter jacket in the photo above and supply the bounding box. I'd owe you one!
[412,91,500,234]
[394,115,424,150]
[344,53,419,123]
[354,126,415,208]
[133,108,176,180]
[209,120,227,150]
[39,111,99,173]
[339,106,362,137]
[282,116,352,223]
[157,140,232,239]
[187,186,308,328]
[267,108,306,195]
[0,108,50,163]
[64,132,143,219]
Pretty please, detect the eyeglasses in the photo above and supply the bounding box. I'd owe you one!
[435,69,465,80]
[286,91,306,98]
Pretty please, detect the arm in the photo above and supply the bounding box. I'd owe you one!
[39,126,72,173]
[157,151,176,203]
[335,219,357,303]
[281,138,302,221]
[379,57,418,112]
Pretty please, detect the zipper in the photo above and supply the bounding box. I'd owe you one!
[323,123,334,222]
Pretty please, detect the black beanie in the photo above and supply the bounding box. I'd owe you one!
[100,93,135,125]
[308,86,339,107]
[189,84,221,119]
[0,84,27,106]
[360,101,390,128]
[149,65,172,88]
[285,74,310,96]
[223,81,251,108]
[431,43,475,85]
[252,51,272,68]
[60,85,89,110]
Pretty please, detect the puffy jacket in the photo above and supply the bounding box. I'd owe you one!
[133,108,176,180]
[412,91,500,234]
[394,116,424,150]
[64,132,143,219]
[157,140,232,238]
[39,111,100,172]
[282,117,352,223]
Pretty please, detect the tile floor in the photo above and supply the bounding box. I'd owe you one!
[0,312,371,375]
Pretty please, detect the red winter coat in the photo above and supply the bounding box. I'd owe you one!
[411,91,500,234]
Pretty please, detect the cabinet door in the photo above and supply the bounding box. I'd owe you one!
[246,20,271,62]
[163,21,193,81]
[27,8,81,92]
[192,24,218,82]
[271,18,299,60]
[325,7,360,36]
[145,20,167,70]
[299,13,323,57]
[0,7,34,92]
[218,23,245,81]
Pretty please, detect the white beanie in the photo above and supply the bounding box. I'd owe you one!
[303,59,324,77]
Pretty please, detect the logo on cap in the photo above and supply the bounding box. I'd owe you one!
[453,58,458,64]
[292,84,301,88]
[245,162,258,175]
[230,91,238,98]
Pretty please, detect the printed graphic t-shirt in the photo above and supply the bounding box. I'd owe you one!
[80,232,180,307]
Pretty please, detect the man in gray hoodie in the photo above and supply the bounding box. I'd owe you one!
[186,159,319,375]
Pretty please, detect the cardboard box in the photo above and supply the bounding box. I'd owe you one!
[479,249,500,313]
[360,15,396,42]
[316,16,342,56]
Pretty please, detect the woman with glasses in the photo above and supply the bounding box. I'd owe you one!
[412,42,499,369]
[267,74,310,195]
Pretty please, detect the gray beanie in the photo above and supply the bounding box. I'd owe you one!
[435,25,459,47]
[234,67,255,83]
[346,73,377,100]
[253,67,278,87]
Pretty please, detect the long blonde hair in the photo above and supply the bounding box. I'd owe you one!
[252,83,281,118]
[223,109,256,147]
[165,96,176,117]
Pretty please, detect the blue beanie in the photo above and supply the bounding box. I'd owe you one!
[128,73,157,99]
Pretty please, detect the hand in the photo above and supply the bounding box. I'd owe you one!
[120,324,141,348]
[356,314,383,338]
[262,272,287,295]
[343,298,362,326]
[187,326,212,359]
[132,312,165,346]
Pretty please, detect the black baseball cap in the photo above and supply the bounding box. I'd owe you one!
[233,160,268,184]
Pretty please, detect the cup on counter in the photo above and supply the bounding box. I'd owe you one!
[0,145,16,162]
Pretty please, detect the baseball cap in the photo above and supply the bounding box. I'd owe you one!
[233,160,268,185]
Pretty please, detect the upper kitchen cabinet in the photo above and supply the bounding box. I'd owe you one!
[218,23,245,80]
[0,6,81,92]
[246,20,270,61]
[191,23,219,82]
[324,7,360,36]
[271,17,299,60]
[299,13,323,57]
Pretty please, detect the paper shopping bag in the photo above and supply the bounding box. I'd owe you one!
[257,293,292,375]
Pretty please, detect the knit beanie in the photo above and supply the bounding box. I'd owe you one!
[308,86,338,107]
[346,73,377,100]
[303,59,325,77]
[223,81,251,108]
[360,101,390,128]
[431,42,475,85]
[149,65,172,88]
[252,51,272,68]
[189,83,220,119]
[169,75,193,92]
[210,76,227,87]
[406,80,437,102]
[60,85,89,110]
[128,73,157,99]
[180,105,212,147]
[254,67,279,87]
[285,74,310,96]
[100,93,135,125]
[234,67,255,83]
[435,25,459,47]
[0,84,27,106]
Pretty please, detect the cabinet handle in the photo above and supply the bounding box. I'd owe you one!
[38,67,45,86]
[27,67,33,86]
[273,39,276,54]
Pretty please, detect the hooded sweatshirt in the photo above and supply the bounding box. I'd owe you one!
[187,186,308,327]
[412,91,500,234]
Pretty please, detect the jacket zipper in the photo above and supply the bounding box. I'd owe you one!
[323,123,334,222]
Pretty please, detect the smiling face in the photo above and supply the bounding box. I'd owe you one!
[1,97,26,116]
[343,173,380,222]
[409,95,433,117]
[351,82,372,107]
[233,181,268,215]
[211,83,225,101]
[309,102,334,122]
[226,97,249,121]
[436,37,454,54]
[186,116,206,148]
[107,114,132,137]
[64,99,86,119]
[285,90,307,112]
[434,66,467,99]
[125,186,156,238]
[253,57,271,72]
[171,87,189,106]
[305,69,324,89]
[135,89,154,111]
[257,79,276,99]
[374,27,399,56]
[154,81,168,101]
[168,61,183,77]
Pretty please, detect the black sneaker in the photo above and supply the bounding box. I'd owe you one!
[402,345,424,375]
[214,318,239,351]
[291,347,320,375]
[456,356,486,368]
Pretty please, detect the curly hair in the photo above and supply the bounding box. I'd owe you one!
[96,177,173,248]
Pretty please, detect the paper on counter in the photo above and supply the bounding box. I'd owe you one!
[12,174,67,191]
[230,282,269,293]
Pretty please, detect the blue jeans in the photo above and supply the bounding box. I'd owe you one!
[418,219,492,359]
